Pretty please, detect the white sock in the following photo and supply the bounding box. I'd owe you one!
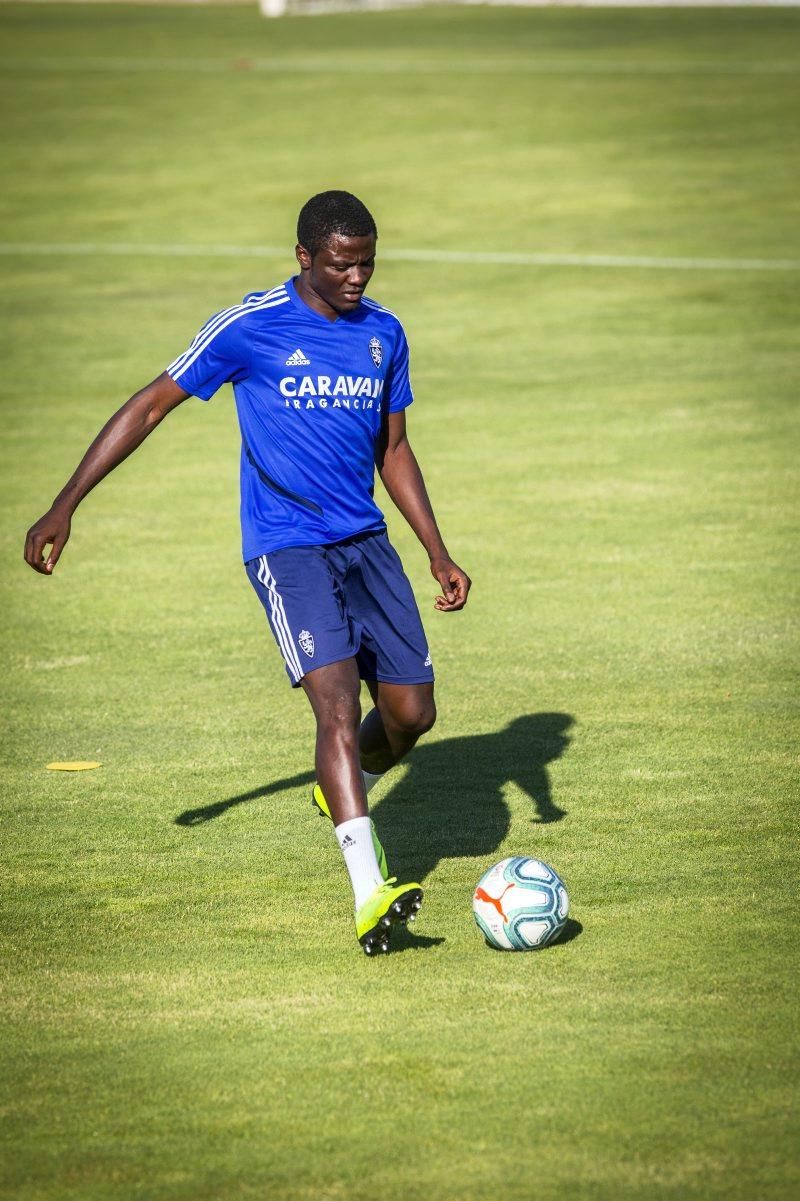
[362,769,383,796]
[335,816,384,909]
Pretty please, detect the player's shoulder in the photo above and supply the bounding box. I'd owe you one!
[195,284,292,343]
[237,282,293,321]
[360,295,408,338]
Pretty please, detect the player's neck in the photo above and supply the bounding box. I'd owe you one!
[294,275,340,323]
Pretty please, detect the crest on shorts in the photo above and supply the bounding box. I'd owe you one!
[368,337,383,368]
[298,629,315,658]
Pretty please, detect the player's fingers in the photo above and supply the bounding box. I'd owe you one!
[47,529,69,571]
[451,572,471,607]
[26,531,50,574]
[438,576,467,610]
[435,572,456,604]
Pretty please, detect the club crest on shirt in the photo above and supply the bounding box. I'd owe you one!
[298,629,315,657]
[368,337,383,368]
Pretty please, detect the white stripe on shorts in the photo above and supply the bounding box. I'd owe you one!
[258,554,304,683]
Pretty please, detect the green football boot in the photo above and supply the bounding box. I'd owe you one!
[355,878,424,956]
[311,783,390,881]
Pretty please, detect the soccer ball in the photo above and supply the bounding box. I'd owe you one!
[472,856,569,951]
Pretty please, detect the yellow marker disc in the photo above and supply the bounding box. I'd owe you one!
[46,761,102,772]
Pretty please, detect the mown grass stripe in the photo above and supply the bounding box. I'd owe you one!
[1,242,798,271]
[1,54,798,76]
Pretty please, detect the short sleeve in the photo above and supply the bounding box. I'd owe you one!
[384,324,414,413]
[166,307,251,401]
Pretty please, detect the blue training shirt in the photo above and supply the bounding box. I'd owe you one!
[166,276,414,560]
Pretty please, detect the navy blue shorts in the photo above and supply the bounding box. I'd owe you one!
[246,530,434,689]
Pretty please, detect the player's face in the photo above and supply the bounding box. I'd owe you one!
[296,233,376,317]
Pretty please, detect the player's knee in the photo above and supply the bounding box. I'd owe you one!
[315,690,362,739]
[389,694,436,739]
[416,697,437,736]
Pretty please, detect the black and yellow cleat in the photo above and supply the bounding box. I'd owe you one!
[356,879,424,956]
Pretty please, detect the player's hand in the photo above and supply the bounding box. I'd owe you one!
[24,505,72,575]
[430,557,471,612]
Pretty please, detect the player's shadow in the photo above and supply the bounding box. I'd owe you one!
[176,713,573,888]
[370,712,572,884]
[175,773,315,827]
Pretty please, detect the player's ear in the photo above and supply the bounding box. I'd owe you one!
[295,243,312,271]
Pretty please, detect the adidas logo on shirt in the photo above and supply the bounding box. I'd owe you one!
[285,348,311,366]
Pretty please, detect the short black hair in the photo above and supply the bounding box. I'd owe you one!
[297,191,377,257]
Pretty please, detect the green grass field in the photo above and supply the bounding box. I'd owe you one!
[2,4,799,1198]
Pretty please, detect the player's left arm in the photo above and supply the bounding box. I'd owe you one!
[376,409,471,612]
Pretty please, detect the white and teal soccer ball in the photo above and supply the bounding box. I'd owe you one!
[472,856,569,951]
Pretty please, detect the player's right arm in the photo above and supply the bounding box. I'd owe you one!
[24,372,189,575]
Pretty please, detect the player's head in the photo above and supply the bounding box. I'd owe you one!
[297,190,377,257]
[295,190,377,315]
[506,714,573,763]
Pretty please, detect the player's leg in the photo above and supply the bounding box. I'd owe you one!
[359,680,436,774]
[300,657,368,827]
[327,683,435,857]
[259,534,425,949]
[245,549,371,833]
[350,530,436,798]
[302,658,422,951]
[301,660,382,902]
[312,531,435,810]
[310,681,432,876]
[246,551,419,951]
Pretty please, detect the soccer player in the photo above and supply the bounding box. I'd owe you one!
[24,190,471,955]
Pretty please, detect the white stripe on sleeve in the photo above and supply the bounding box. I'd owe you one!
[167,289,289,382]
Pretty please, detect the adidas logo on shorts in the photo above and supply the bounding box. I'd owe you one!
[285,348,311,366]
